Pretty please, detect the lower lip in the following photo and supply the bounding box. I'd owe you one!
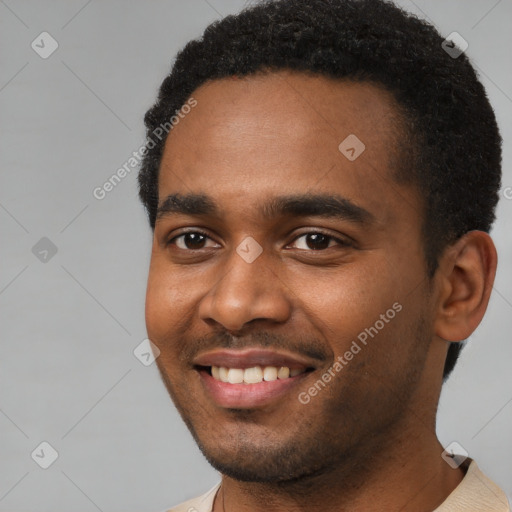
[198,370,311,409]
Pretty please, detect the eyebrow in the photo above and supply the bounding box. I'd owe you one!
[156,192,375,225]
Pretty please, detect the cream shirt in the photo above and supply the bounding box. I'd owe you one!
[165,460,510,512]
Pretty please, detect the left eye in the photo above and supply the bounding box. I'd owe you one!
[289,232,348,250]
[167,231,349,251]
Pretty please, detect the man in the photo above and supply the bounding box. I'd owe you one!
[137,0,509,510]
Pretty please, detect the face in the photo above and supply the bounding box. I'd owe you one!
[145,71,437,482]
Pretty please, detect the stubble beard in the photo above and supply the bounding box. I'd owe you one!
[155,314,431,488]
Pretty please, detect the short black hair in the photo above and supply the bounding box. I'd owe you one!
[138,0,502,381]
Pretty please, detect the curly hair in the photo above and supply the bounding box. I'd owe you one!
[138,0,502,381]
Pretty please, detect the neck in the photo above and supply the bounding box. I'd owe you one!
[213,415,465,512]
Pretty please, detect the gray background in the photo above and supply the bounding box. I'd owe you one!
[0,0,510,510]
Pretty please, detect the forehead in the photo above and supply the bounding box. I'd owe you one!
[158,71,420,226]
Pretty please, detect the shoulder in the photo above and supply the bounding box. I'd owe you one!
[434,459,510,511]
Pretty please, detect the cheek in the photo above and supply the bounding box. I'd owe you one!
[145,266,188,374]
[292,262,397,345]
[144,257,176,339]
[144,255,202,343]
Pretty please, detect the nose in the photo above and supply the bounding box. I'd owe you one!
[198,246,292,332]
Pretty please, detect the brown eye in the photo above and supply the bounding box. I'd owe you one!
[290,232,350,251]
[168,231,218,250]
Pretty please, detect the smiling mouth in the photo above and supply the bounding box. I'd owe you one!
[195,364,316,409]
[198,365,314,384]
[192,348,321,408]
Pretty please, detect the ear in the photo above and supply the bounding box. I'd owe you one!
[434,231,497,342]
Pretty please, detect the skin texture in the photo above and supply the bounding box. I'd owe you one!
[145,71,497,511]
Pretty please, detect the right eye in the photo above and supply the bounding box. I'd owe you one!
[167,231,220,250]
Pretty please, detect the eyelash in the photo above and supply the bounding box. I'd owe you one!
[166,229,352,251]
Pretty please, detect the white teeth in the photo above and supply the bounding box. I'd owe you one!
[219,366,229,383]
[263,366,278,381]
[211,365,306,384]
[277,366,290,379]
[227,368,244,384]
[244,366,263,384]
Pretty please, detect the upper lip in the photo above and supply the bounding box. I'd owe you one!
[192,348,319,370]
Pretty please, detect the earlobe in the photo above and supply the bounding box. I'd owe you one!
[434,231,497,342]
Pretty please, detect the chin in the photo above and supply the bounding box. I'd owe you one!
[191,429,333,483]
